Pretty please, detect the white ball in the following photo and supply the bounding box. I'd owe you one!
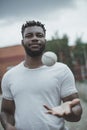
[41,51,57,66]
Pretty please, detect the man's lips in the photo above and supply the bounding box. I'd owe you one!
[31,44,40,47]
[28,43,41,47]
[28,43,41,49]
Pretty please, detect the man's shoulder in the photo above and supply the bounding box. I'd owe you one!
[53,62,71,74]
[55,62,67,69]
[3,62,23,78]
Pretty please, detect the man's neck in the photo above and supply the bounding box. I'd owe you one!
[24,55,43,69]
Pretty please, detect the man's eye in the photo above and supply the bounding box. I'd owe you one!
[37,34,43,37]
[25,34,32,38]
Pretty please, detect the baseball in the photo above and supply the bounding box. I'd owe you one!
[41,51,57,66]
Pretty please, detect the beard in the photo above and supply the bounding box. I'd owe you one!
[23,43,45,57]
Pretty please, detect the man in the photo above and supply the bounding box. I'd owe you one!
[0,20,82,130]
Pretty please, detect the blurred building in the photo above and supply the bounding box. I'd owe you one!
[0,44,86,92]
[0,45,25,92]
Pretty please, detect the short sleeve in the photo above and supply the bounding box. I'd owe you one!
[1,73,13,100]
[60,65,78,98]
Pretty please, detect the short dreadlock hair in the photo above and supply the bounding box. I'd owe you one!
[21,20,46,37]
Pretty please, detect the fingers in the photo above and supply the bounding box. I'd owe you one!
[43,99,80,117]
[43,105,54,115]
[43,105,65,116]
[43,105,52,110]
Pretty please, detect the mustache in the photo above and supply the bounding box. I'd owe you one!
[28,41,43,46]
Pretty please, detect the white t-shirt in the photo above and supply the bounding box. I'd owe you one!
[1,62,77,130]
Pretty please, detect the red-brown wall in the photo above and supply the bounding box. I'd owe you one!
[0,45,25,92]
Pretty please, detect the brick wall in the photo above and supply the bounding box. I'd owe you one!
[0,45,25,92]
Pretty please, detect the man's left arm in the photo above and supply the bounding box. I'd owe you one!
[44,93,82,122]
[62,93,82,122]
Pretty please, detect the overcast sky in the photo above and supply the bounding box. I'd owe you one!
[0,0,87,47]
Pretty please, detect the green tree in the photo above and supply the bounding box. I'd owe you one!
[74,37,86,65]
[45,33,73,69]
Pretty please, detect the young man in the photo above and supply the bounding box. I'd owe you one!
[0,20,82,130]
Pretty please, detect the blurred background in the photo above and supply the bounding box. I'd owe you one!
[0,0,87,129]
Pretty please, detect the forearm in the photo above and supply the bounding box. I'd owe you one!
[0,112,15,129]
[44,98,82,122]
[64,104,82,122]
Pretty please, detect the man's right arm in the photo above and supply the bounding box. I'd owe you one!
[0,98,16,130]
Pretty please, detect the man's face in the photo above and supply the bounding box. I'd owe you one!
[22,26,46,57]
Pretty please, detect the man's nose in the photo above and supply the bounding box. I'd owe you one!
[32,35,38,41]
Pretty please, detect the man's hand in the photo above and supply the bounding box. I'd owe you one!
[44,98,80,117]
